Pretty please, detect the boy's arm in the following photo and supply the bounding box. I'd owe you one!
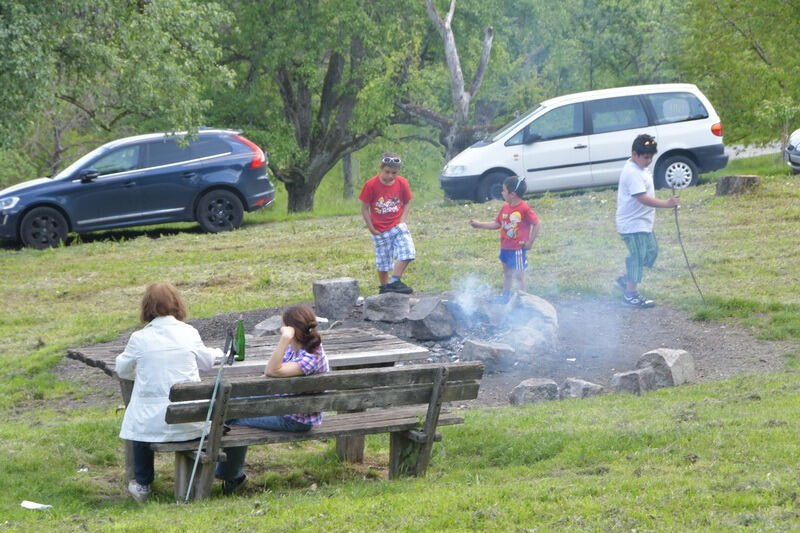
[399,199,411,223]
[469,219,501,229]
[634,193,679,208]
[523,221,540,250]
[361,201,380,235]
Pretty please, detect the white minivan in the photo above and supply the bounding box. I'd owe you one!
[439,83,727,201]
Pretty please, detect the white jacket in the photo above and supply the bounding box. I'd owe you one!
[116,315,220,442]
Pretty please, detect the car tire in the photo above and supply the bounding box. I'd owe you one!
[195,190,244,233]
[475,172,508,202]
[19,207,69,249]
[656,155,698,190]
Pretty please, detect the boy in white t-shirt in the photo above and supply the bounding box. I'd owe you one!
[615,134,679,308]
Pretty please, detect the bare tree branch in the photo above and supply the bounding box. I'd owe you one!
[468,26,493,98]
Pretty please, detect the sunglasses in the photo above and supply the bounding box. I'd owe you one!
[513,176,526,192]
[381,157,402,165]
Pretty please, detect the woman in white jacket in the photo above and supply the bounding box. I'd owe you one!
[116,282,221,503]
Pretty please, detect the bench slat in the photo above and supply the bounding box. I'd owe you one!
[166,381,480,424]
[169,362,484,401]
[150,408,465,452]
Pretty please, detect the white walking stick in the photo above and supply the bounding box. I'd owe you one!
[184,329,234,503]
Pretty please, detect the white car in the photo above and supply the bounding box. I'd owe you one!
[784,128,800,173]
[440,83,728,201]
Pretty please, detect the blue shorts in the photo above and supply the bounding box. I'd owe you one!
[499,248,527,270]
[371,222,416,272]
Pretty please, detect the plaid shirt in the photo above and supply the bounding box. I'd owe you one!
[283,344,329,426]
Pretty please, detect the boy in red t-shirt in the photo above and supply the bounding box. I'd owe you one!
[359,152,416,294]
[470,175,540,303]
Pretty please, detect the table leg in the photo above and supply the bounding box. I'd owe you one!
[118,379,134,480]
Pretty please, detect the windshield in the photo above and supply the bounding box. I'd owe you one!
[490,105,543,142]
[53,144,112,179]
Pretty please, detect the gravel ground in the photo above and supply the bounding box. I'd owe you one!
[52,293,796,410]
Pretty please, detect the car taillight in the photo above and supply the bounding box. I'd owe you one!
[234,135,266,168]
[711,122,723,137]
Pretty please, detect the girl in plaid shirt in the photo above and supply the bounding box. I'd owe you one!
[215,305,329,494]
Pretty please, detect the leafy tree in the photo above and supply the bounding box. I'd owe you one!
[210,0,418,212]
[680,0,800,144]
[0,0,232,176]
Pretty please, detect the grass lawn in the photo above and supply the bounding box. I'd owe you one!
[1,152,798,530]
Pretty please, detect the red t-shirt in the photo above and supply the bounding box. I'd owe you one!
[358,175,412,233]
[495,201,539,250]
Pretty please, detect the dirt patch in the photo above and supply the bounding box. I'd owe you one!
[52,294,796,410]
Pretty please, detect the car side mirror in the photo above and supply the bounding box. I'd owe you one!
[79,169,100,183]
[523,132,541,145]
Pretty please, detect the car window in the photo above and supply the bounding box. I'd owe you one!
[145,140,192,167]
[507,103,584,145]
[645,92,709,125]
[190,137,230,158]
[589,96,648,134]
[91,146,141,176]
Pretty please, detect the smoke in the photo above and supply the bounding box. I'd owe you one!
[451,275,493,318]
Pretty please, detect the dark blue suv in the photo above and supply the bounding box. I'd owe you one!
[0,129,275,248]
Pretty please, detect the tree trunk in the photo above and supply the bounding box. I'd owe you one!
[342,152,354,199]
[285,180,318,212]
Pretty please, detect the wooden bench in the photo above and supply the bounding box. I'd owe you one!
[142,361,484,501]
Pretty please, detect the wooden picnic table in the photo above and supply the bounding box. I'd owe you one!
[67,326,431,378]
[68,326,432,467]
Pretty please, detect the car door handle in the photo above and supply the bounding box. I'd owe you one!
[574,144,587,149]
[182,172,198,179]
[122,181,136,188]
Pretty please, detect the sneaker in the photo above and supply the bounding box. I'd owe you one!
[222,474,248,495]
[615,276,627,291]
[622,292,655,308]
[381,279,413,294]
[128,480,150,504]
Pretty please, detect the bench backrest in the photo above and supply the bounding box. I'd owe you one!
[165,362,484,425]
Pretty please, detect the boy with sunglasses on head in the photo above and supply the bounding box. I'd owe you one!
[615,134,679,308]
[470,175,540,304]
[359,152,416,294]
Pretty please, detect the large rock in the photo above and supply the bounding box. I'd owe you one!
[407,296,455,340]
[510,291,558,331]
[312,277,360,320]
[611,367,655,395]
[509,378,558,404]
[253,315,282,337]
[560,378,605,399]
[363,292,410,322]
[501,292,559,357]
[635,348,696,388]
[460,339,515,371]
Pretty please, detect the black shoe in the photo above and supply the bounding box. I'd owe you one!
[622,292,655,308]
[615,276,627,291]
[382,280,413,294]
[378,284,389,294]
[222,474,248,495]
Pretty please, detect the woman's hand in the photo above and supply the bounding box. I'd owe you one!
[279,325,295,340]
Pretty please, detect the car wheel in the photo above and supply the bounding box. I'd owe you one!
[656,155,698,190]
[475,173,507,202]
[195,190,244,233]
[19,207,69,249]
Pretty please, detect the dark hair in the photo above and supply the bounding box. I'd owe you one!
[282,304,322,353]
[632,134,657,155]
[140,282,187,323]
[503,175,526,196]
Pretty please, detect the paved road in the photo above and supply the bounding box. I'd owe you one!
[725,142,781,160]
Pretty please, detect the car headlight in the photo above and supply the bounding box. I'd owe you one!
[0,196,19,210]
[443,164,467,176]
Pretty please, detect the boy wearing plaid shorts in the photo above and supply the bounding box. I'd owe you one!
[359,152,416,294]
[615,134,679,308]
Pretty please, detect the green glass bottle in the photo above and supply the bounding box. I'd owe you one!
[234,313,246,361]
